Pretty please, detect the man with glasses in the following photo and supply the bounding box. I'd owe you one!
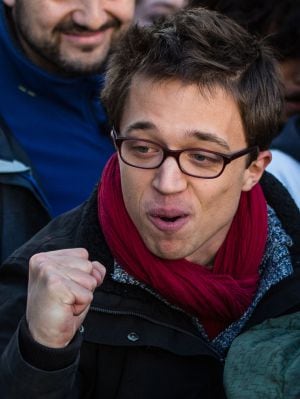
[0,7,299,399]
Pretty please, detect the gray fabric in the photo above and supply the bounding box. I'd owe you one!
[224,312,300,399]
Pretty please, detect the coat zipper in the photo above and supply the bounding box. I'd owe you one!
[89,305,223,362]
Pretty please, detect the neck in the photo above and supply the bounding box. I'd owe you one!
[185,220,233,268]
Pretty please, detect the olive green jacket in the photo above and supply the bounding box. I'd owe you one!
[224,312,300,399]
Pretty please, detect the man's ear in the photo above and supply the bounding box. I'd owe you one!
[3,0,15,7]
[242,150,272,191]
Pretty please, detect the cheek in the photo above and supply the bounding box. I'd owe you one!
[194,172,244,214]
[112,0,135,23]
[37,3,74,29]
[120,167,147,218]
[28,14,58,34]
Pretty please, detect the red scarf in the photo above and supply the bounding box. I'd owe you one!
[98,154,267,338]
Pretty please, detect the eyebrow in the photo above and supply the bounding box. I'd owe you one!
[124,121,154,135]
[187,130,230,151]
[123,121,230,151]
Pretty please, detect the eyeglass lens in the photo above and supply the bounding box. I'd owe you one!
[120,139,225,178]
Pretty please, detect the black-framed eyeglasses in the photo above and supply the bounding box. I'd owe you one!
[111,129,259,179]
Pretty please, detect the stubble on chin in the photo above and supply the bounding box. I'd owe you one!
[12,4,124,75]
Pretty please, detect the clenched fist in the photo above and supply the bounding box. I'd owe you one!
[26,248,106,348]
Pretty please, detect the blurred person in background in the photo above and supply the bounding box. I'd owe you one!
[135,0,187,25]
[188,0,300,207]
[266,2,300,207]
[0,0,135,261]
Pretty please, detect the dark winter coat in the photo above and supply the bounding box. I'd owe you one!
[0,116,50,262]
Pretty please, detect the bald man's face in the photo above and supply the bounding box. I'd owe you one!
[4,0,134,75]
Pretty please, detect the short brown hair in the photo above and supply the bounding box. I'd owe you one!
[102,7,283,149]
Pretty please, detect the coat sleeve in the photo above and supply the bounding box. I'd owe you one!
[0,252,82,399]
[0,324,81,399]
[223,312,300,399]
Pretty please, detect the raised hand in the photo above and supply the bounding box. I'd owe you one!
[26,248,106,348]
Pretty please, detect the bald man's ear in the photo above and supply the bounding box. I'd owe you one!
[242,150,272,191]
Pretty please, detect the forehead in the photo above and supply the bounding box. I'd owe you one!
[120,76,246,150]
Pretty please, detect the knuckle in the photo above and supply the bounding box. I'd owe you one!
[75,247,89,258]
[92,260,103,269]
[29,252,53,276]
[63,289,76,305]
[30,252,48,267]
[92,261,106,276]
[86,290,94,303]
[89,276,97,291]
[80,260,93,274]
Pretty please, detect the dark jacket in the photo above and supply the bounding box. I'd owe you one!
[0,173,299,399]
[0,116,51,262]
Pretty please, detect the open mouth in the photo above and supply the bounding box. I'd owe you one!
[149,211,189,232]
[160,216,181,222]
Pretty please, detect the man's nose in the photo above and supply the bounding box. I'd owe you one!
[71,1,109,30]
[152,156,188,195]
